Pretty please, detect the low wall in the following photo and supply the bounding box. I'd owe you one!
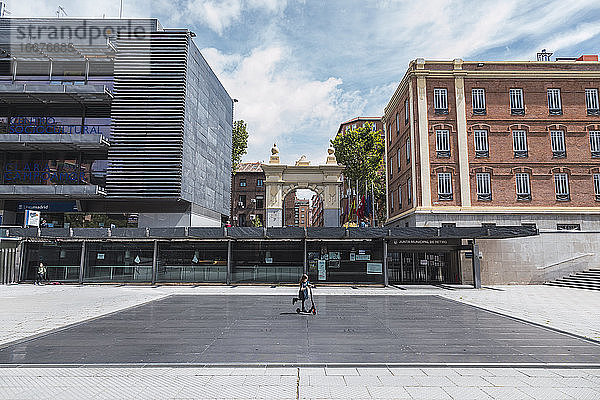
[475,231,600,284]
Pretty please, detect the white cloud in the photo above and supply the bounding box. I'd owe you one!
[202,45,366,164]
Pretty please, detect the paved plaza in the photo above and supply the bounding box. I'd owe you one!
[0,284,599,399]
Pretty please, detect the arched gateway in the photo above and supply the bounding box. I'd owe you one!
[262,144,345,227]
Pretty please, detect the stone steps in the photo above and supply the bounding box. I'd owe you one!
[545,268,600,291]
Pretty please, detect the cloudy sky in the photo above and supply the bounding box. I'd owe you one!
[9,0,600,163]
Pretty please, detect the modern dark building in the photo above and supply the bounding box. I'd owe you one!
[0,18,233,228]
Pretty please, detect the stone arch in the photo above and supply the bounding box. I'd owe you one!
[262,145,345,227]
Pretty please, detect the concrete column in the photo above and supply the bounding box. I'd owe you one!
[78,241,85,284]
[226,240,232,285]
[303,238,307,275]
[383,239,389,286]
[151,240,158,285]
[454,67,472,207]
[472,241,481,289]
[416,73,431,207]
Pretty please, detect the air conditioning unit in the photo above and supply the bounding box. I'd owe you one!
[251,198,256,203]
[250,214,255,219]
[238,202,244,207]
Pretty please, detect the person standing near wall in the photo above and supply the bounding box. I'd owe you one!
[35,261,46,285]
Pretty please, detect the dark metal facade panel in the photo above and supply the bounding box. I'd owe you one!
[7,227,38,238]
[39,228,70,237]
[110,228,148,238]
[347,228,388,239]
[487,225,539,239]
[148,227,186,238]
[106,32,188,198]
[226,227,264,239]
[188,227,226,238]
[266,227,304,239]
[388,227,439,238]
[438,227,486,238]
[71,228,110,238]
[306,227,346,239]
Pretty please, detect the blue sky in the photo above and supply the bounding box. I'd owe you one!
[11,0,600,164]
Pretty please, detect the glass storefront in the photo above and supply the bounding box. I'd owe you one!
[387,250,460,284]
[84,242,153,283]
[231,241,303,283]
[307,240,384,283]
[22,242,82,282]
[157,242,227,283]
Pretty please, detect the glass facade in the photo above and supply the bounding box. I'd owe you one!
[22,242,82,282]
[231,241,303,283]
[84,242,153,283]
[157,241,227,283]
[307,240,384,283]
[19,238,464,285]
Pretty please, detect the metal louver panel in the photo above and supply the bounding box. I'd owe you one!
[107,32,188,198]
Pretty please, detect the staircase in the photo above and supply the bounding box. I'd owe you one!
[545,268,600,291]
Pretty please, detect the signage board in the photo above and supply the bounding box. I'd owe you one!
[24,210,41,227]
[318,260,326,280]
[356,254,371,261]
[17,201,78,213]
[367,262,382,274]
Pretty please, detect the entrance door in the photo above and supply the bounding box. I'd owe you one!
[387,250,455,284]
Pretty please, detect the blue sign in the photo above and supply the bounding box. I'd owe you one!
[17,201,78,213]
[8,117,107,135]
[4,163,86,184]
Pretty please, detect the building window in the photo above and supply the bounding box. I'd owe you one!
[512,130,528,158]
[476,173,492,201]
[594,173,600,201]
[407,178,412,203]
[387,123,391,143]
[238,214,246,227]
[550,130,566,158]
[389,157,393,178]
[547,88,562,115]
[255,195,264,209]
[590,131,600,158]
[239,179,247,187]
[352,124,357,130]
[406,139,410,164]
[472,88,486,114]
[554,173,570,201]
[585,88,600,115]
[390,190,394,212]
[474,129,489,158]
[398,185,402,209]
[396,113,400,135]
[437,172,453,201]
[557,224,580,231]
[509,88,524,115]
[434,88,448,114]
[515,173,531,201]
[257,178,264,187]
[435,129,450,157]
[238,195,246,208]
[404,99,409,123]
[397,148,401,171]
[371,122,377,132]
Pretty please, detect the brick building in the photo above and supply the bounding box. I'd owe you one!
[231,162,265,227]
[310,193,324,227]
[383,56,600,230]
[336,117,384,226]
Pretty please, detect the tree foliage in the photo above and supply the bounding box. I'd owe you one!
[232,120,249,174]
[331,122,384,183]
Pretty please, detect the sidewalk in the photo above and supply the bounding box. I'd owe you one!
[1,366,599,399]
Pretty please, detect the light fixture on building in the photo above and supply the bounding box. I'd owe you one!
[134,254,141,264]
[192,251,199,264]
[59,249,66,259]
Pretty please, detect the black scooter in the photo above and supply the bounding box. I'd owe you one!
[295,285,317,315]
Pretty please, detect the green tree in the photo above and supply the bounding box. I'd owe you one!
[331,122,384,183]
[331,122,386,224]
[232,120,249,173]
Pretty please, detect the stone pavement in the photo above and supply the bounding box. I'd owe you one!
[1,366,600,399]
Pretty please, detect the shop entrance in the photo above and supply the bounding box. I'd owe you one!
[387,239,462,284]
